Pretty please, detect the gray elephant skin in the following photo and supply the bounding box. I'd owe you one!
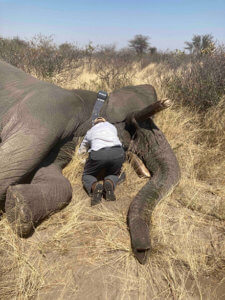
[0,60,180,264]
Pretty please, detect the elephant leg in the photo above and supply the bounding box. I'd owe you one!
[5,164,72,237]
[0,125,56,206]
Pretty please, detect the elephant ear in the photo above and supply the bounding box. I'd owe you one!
[101,84,157,123]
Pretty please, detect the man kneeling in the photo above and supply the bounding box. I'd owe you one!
[79,117,125,206]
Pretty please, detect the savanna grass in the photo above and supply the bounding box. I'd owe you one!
[0,42,224,299]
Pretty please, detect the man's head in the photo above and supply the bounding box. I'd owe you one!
[94,117,106,125]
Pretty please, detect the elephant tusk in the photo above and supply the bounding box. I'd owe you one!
[126,99,172,123]
[127,151,151,178]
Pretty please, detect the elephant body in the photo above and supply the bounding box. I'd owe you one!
[0,60,180,264]
[0,61,96,201]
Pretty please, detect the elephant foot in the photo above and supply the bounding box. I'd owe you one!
[5,186,33,237]
[133,248,150,265]
[129,217,151,250]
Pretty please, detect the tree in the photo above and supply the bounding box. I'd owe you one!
[59,42,74,53]
[184,34,215,55]
[149,47,157,54]
[128,34,150,55]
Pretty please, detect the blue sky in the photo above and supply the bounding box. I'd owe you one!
[0,0,224,51]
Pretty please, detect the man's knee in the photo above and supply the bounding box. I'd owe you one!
[104,175,119,189]
[82,174,97,195]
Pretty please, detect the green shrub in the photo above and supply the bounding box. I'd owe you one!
[0,35,81,79]
[0,36,30,68]
[162,48,225,109]
[93,45,136,91]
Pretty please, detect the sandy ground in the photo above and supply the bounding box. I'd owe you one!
[0,62,224,299]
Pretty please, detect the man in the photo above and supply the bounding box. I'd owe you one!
[79,117,125,206]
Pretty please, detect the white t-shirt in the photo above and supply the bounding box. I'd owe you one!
[78,121,122,153]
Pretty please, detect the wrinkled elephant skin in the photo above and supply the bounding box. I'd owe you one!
[0,61,180,264]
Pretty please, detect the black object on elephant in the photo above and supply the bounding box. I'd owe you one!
[91,90,108,125]
[0,60,180,265]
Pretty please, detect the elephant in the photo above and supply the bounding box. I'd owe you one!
[0,60,180,264]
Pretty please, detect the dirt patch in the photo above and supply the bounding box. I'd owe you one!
[1,160,224,299]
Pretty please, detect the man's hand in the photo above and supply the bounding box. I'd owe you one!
[78,147,87,155]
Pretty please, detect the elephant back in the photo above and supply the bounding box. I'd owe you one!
[0,61,38,121]
[0,61,92,130]
[102,84,157,123]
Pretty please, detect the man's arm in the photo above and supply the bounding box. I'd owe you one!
[78,134,90,154]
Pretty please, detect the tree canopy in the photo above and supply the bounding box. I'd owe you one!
[128,34,150,55]
[184,34,215,55]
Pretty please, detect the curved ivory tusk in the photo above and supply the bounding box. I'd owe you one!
[161,98,172,108]
[127,151,151,178]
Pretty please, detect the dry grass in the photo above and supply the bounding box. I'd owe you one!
[0,62,224,299]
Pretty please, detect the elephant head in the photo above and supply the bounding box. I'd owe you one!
[0,61,180,265]
[97,85,181,264]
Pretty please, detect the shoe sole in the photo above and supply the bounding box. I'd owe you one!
[91,184,103,206]
[104,181,116,201]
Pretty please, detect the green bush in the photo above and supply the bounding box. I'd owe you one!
[0,36,30,69]
[93,45,136,91]
[0,35,81,78]
[162,48,225,109]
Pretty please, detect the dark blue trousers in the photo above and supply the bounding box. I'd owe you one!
[82,146,125,195]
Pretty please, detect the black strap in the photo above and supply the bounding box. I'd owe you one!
[91,91,108,125]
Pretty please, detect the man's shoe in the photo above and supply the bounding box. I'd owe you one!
[104,180,116,201]
[91,183,103,206]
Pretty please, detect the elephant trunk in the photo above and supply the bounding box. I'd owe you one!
[127,118,180,264]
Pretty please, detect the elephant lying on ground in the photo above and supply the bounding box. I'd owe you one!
[0,60,180,264]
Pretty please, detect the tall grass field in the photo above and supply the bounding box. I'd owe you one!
[0,37,224,299]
